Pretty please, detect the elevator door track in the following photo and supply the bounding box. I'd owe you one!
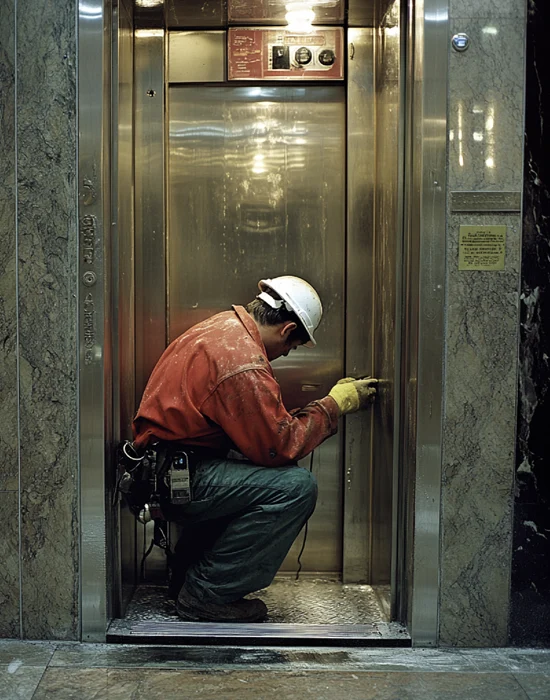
[107,579,411,646]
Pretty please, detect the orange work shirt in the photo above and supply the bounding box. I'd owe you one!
[132,305,339,467]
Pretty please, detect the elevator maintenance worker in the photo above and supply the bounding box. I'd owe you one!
[132,275,378,623]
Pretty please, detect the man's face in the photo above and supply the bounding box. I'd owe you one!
[264,323,304,361]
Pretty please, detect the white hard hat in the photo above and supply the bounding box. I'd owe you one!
[257,276,323,347]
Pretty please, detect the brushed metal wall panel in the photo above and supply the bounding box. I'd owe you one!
[167,85,345,573]
[134,30,166,404]
[165,0,227,28]
[168,32,226,83]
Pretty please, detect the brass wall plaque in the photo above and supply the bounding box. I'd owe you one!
[458,225,507,271]
[451,191,521,212]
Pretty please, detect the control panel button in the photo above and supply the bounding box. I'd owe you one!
[318,48,336,66]
[295,47,312,65]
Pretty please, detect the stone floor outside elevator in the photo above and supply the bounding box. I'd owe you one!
[1,641,549,699]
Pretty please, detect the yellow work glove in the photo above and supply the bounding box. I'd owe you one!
[328,377,378,415]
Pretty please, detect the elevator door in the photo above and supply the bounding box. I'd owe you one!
[168,85,345,573]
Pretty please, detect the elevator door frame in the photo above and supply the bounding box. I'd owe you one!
[135,28,394,589]
[78,0,448,646]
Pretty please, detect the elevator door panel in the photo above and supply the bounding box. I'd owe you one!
[168,86,345,573]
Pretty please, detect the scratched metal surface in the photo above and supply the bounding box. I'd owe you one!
[120,579,390,625]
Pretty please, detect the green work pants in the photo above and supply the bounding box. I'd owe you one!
[163,457,318,604]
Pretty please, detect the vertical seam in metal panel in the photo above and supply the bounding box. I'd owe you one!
[15,0,23,640]
[163,30,168,348]
[342,27,349,576]
[368,26,378,580]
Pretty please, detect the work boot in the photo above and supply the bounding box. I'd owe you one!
[176,586,267,623]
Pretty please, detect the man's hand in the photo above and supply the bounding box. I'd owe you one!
[328,377,378,415]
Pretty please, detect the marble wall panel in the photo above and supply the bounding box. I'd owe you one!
[440,5,525,646]
[451,0,526,19]
[440,213,520,646]
[0,0,18,493]
[0,492,20,637]
[447,19,525,192]
[511,0,550,646]
[17,0,79,639]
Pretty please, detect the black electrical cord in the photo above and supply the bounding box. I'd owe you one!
[295,449,315,581]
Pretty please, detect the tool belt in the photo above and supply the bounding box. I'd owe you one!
[116,440,219,524]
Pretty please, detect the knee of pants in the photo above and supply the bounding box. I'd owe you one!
[286,467,318,513]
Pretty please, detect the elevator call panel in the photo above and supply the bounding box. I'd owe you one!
[228,28,344,80]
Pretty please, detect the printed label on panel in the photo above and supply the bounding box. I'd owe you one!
[458,225,507,271]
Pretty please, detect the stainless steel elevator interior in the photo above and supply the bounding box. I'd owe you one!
[106,0,417,644]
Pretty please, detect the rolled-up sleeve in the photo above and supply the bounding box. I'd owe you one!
[200,368,339,466]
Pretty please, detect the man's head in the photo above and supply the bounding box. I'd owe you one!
[247,276,323,361]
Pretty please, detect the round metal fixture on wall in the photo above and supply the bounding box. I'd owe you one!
[451,33,470,52]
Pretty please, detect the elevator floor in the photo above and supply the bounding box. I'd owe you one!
[123,578,390,625]
[107,579,409,645]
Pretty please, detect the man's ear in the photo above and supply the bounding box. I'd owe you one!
[280,321,297,339]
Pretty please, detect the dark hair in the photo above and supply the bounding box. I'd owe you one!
[246,297,310,345]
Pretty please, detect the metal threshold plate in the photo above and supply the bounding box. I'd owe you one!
[107,620,410,646]
[107,580,409,645]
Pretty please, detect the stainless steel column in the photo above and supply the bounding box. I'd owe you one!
[401,0,448,646]
[78,0,111,641]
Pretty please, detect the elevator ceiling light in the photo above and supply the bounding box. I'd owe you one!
[285,2,315,32]
[135,0,163,6]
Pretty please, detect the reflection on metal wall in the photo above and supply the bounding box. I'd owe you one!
[345,28,376,583]
[167,85,345,572]
[372,2,401,586]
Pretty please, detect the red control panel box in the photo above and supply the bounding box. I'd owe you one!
[228,27,344,81]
